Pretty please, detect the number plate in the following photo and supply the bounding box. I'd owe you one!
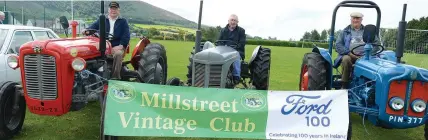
[388,115,423,124]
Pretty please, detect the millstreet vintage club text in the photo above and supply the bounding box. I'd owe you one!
[114,92,257,134]
[140,92,240,113]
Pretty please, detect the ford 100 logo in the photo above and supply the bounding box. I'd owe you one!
[281,95,332,115]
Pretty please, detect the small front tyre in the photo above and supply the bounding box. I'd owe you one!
[0,81,26,140]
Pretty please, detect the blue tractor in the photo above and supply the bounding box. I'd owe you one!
[299,1,428,139]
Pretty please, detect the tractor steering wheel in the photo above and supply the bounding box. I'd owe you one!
[82,29,114,40]
[350,43,384,57]
[215,40,239,49]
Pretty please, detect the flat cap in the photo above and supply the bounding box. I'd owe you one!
[350,12,363,18]
[109,1,120,8]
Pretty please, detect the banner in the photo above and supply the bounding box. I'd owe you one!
[103,80,349,139]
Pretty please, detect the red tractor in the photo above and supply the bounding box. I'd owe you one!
[0,1,167,139]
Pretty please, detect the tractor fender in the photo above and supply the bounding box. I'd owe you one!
[312,47,333,89]
[130,37,151,70]
[249,45,262,65]
[202,41,216,50]
[312,47,332,67]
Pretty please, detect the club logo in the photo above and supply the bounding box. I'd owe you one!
[108,82,137,103]
[241,91,266,111]
[33,45,42,53]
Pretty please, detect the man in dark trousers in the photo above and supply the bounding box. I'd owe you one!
[217,14,246,84]
[334,12,380,88]
[86,1,130,79]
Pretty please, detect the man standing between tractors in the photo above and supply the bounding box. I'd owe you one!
[335,12,380,89]
[218,14,246,84]
[86,1,130,79]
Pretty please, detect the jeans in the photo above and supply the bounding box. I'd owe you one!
[232,55,241,79]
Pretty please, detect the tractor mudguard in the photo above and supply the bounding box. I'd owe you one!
[249,45,262,65]
[311,47,333,89]
[312,47,333,67]
[130,37,151,70]
[379,50,397,62]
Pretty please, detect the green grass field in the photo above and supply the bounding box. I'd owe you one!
[134,24,196,34]
[12,38,428,140]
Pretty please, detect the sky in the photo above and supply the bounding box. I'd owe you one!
[142,0,428,40]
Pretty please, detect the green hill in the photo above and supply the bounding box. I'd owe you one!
[1,0,201,29]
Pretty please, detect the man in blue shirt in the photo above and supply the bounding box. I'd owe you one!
[86,1,130,79]
[217,14,246,84]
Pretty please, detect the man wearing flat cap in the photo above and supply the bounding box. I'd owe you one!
[86,1,130,79]
[334,12,380,89]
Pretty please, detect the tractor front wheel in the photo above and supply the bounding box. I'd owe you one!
[137,43,168,85]
[0,81,26,140]
[299,52,328,90]
[250,47,271,90]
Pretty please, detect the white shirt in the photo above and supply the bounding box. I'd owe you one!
[108,16,117,36]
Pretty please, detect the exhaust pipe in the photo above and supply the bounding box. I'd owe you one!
[396,3,407,63]
[194,0,203,53]
[99,0,106,58]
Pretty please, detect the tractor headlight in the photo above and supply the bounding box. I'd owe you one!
[71,57,86,72]
[411,99,426,113]
[389,97,404,111]
[7,55,19,69]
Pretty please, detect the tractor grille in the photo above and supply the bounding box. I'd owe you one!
[23,54,58,100]
[193,62,223,88]
[208,65,222,87]
[194,63,205,87]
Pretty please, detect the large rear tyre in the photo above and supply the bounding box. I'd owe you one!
[299,52,328,90]
[137,43,168,85]
[100,94,118,140]
[250,47,271,90]
[0,81,26,140]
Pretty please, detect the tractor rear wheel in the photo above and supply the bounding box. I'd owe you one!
[0,81,26,140]
[137,43,167,85]
[100,93,118,140]
[250,47,271,90]
[299,52,328,90]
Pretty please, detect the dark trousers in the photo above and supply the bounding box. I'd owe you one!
[341,54,358,88]
[110,49,124,79]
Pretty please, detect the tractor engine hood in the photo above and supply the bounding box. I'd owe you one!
[354,58,428,81]
[20,37,111,60]
[193,46,240,64]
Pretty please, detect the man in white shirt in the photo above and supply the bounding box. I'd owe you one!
[86,1,131,79]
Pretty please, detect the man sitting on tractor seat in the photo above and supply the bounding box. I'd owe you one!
[217,14,246,84]
[334,12,380,89]
[85,1,130,80]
